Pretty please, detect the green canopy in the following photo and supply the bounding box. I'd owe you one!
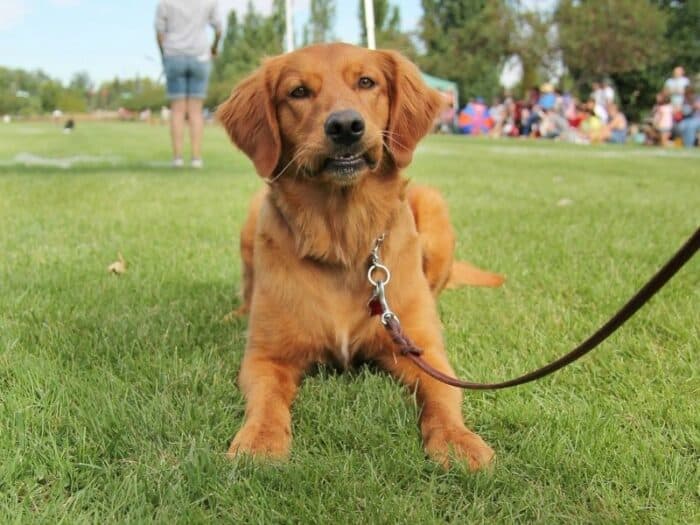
[421,73,458,95]
[422,73,458,107]
[421,72,459,130]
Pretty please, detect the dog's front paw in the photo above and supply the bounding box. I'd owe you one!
[424,425,495,471]
[227,422,291,460]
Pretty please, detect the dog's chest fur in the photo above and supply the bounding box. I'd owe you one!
[252,186,421,366]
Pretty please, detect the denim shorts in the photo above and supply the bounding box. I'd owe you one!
[608,129,627,144]
[163,55,211,100]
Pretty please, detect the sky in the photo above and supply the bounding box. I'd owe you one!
[0,0,423,84]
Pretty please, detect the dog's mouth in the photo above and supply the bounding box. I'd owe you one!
[322,151,377,183]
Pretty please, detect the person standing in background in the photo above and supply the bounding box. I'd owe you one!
[156,0,222,168]
[664,66,689,116]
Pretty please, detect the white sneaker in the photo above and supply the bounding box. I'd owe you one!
[191,158,203,169]
[172,157,184,168]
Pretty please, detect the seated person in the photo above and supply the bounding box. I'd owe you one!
[675,87,700,147]
[539,110,569,139]
[595,103,627,144]
[650,93,673,146]
[579,101,602,142]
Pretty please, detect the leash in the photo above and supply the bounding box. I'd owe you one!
[368,227,700,390]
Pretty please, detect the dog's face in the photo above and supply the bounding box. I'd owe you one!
[218,43,443,186]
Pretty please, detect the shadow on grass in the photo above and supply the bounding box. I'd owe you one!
[12,278,248,375]
[0,163,214,176]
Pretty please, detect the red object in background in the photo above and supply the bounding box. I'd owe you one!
[568,115,584,128]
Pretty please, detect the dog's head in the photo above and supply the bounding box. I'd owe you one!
[217,43,443,186]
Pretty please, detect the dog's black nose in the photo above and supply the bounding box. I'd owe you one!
[324,110,365,145]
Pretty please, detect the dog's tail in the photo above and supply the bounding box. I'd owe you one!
[447,261,505,289]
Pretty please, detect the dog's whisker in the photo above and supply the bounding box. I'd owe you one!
[380,131,409,152]
[266,148,308,184]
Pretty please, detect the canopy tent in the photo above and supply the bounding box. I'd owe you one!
[422,73,459,106]
[422,73,460,131]
[421,73,458,94]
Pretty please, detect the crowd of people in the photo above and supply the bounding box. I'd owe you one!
[449,66,699,148]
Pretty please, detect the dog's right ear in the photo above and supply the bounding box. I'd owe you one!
[217,64,281,179]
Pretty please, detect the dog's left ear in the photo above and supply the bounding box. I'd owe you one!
[216,62,281,179]
[380,50,444,169]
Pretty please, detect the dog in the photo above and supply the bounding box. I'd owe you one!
[218,43,503,470]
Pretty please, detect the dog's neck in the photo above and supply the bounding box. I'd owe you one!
[269,169,406,268]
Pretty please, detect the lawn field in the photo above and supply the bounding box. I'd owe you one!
[1,122,698,523]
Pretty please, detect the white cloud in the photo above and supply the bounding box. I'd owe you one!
[0,0,29,30]
[49,0,81,6]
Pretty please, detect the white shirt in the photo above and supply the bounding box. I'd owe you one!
[665,76,690,110]
[155,0,222,59]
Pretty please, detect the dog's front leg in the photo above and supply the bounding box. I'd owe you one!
[376,327,494,471]
[227,352,305,459]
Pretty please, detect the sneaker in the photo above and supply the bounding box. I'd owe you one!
[172,157,184,168]
[191,158,203,169]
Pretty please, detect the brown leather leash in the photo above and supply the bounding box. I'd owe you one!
[368,227,699,390]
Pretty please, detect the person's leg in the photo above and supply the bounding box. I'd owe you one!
[679,117,700,147]
[163,56,187,165]
[660,129,671,146]
[185,58,211,166]
[186,98,204,162]
[170,99,187,163]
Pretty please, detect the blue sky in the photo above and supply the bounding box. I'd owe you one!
[0,0,423,85]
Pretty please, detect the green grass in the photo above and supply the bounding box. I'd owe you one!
[1,122,698,523]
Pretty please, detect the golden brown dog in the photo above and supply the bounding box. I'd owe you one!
[218,43,503,470]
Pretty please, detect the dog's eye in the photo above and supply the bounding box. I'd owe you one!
[289,86,311,99]
[358,77,375,89]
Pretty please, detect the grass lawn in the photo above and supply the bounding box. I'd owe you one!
[1,121,698,523]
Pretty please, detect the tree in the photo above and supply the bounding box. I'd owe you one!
[304,0,336,44]
[609,0,700,120]
[555,0,668,86]
[39,80,63,112]
[56,90,87,113]
[662,0,700,75]
[0,66,63,115]
[69,71,93,94]
[358,0,417,56]
[208,1,286,107]
[504,2,559,97]
[419,0,513,101]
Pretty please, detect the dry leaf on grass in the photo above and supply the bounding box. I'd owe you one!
[107,253,127,275]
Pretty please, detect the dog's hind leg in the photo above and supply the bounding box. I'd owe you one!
[407,185,456,295]
[407,185,504,294]
[224,190,265,320]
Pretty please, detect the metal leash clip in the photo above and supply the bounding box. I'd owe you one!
[367,234,399,326]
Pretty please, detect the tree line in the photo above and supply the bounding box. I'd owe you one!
[1,0,697,121]
[0,67,168,117]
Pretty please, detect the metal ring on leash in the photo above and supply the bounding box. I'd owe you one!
[367,263,391,286]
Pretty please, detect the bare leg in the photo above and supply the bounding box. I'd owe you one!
[228,353,307,459]
[186,98,204,160]
[660,131,671,147]
[169,98,186,161]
